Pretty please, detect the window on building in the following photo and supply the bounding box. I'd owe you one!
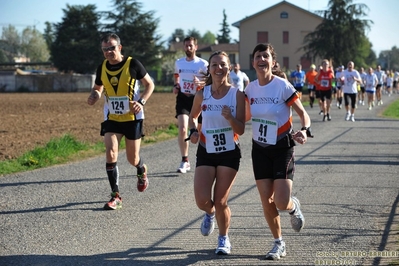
[283,31,289,44]
[283,57,289,70]
[229,54,236,65]
[257,31,268,43]
[280,11,288,18]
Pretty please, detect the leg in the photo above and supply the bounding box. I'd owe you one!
[256,179,281,239]
[194,165,216,214]
[213,166,237,236]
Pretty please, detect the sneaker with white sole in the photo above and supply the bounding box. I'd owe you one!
[290,196,305,232]
[177,161,190,173]
[137,164,148,192]
[350,114,355,122]
[215,235,231,255]
[265,240,286,260]
[345,113,351,121]
[200,212,215,236]
[103,192,122,210]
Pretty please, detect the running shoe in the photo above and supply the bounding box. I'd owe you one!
[327,113,332,121]
[177,161,191,173]
[362,101,365,105]
[368,106,372,110]
[322,115,326,122]
[380,100,383,105]
[103,192,122,210]
[200,212,215,236]
[345,113,351,121]
[215,235,231,255]
[319,110,324,115]
[137,164,148,192]
[338,104,342,109]
[290,196,305,232]
[350,114,355,122]
[265,240,286,260]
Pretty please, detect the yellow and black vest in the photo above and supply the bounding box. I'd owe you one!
[101,56,138,122]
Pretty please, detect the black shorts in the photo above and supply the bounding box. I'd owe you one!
[376,84,382,90]
[196,143,241,171]
[360,87,365,93]
[100,119,143,140]
[320,90,332,101]
[252,142,295,180]
[175,92,202,123]
[315,90,321,99]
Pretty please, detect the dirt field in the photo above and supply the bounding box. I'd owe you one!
[0,92,177,161]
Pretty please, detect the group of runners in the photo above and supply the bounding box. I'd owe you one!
[290,62,398,122]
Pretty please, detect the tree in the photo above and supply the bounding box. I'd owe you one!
[43,22,54,52]
[186,28,202,42]
[303,0,372,66]
[168,28,185,44]
[21,27,50,62]
[101,0,164,69]
[202,31,217,45]
[1,25,21,62]
[217,9,231,44]
[51,4,102,73]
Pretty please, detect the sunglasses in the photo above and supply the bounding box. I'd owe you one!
[101,45,117,52]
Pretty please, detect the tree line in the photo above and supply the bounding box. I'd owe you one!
[0,0,398,76]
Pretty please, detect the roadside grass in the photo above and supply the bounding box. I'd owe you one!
[0,123,178,176]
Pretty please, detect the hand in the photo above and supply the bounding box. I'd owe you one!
[221,105,233,120]
[189,131,199,144]
[173,84,180,94]
[193,75,206,90]
[87,90,100,105]
[129,101,143,114]
[292,130,307,144]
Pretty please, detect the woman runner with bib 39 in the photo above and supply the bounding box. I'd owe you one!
[187,51,245,255]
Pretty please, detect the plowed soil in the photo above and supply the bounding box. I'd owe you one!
[0,92,177,161]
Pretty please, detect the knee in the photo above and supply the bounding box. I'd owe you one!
[274,197,291,211]
[213,198,228,212]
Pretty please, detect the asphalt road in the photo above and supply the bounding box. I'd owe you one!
[1,93,398,266]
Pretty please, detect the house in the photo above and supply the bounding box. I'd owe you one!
[196,43,239,65]
[232,0,323,72]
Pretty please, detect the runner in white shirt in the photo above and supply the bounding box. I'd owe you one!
[173,37,208,174]
[364,67,378,110]
[335,66,345,108]
[341,61,362,122]
[374,65,385,105]
[358,67,367,105]
[229,63,250,92]
[245,43,311,260]
[187,51,245,255]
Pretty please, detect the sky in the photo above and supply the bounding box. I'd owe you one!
[0,0,398,55]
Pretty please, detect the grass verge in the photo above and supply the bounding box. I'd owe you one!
[0,124,178,176]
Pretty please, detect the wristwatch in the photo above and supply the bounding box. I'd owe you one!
[301,127,314,138]
[138,98,146,106]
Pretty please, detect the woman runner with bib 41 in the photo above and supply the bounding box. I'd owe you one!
[245,43,312,260]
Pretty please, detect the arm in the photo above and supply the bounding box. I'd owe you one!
[87,83,103,105]
[221,90,246,135]
[187,90,203,143]
[139,73,155,102]
[291,98,312,144]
